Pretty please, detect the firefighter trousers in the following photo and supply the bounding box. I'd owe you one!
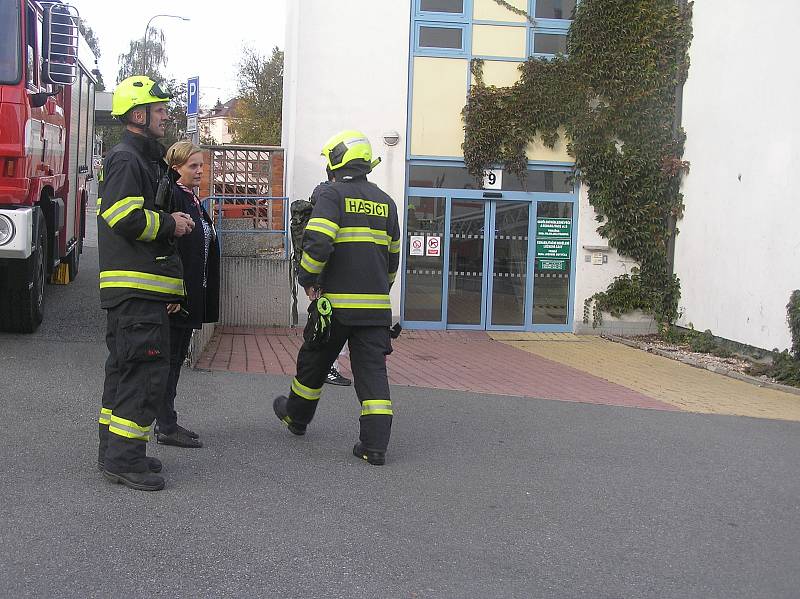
[98,298,170,473]
[156,323,193,435]
[287,321,393,453]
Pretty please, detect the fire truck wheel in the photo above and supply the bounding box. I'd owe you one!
[0,211,46,333]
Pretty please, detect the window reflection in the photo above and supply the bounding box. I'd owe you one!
[419,26,463,49]
[420,0,464,13]
[535,0,577,20]
[533,33,568,55]
[409,165,573,193]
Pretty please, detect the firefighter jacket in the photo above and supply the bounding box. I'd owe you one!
[97,130,183,309]
[298,173,400,326]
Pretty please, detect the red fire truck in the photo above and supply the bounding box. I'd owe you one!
[0,0,96,332]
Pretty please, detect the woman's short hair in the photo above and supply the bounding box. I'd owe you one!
[166,140,203,168]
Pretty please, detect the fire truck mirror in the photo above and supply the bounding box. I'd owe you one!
[42,3,79,86]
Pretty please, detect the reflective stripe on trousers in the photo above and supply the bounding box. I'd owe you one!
[108,414,152,442]
[291,377,322,401]
[361,399,393,416]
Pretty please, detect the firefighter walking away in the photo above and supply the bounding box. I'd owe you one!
[273,130,401,465]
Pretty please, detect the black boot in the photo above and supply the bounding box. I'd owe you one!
[352,442,385,466]
[156,429,203,448]
[103,470,165,491]
[273,395,306,436]
[176,424,199,439]
[97,456,162,472]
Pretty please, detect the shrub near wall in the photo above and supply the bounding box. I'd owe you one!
[463,0,694,328]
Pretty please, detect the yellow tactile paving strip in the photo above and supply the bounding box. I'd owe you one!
[489,333,800,422]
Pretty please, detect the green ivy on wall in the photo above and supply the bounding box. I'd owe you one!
[465,0,693,327]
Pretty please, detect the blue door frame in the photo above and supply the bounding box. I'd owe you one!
[401,187,578,332]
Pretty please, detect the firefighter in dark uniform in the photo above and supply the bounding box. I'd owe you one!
[97,76,195,491]
[273,130,401,465]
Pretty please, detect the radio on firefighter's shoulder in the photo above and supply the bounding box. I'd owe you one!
[154,167,180,212]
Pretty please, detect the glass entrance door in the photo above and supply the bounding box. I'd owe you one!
[446,199,488,326]
[445,199,531,329]
[489,201,530,327]
[402,193,575,332]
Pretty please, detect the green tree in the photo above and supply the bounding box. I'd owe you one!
[78,18,105,90]
[116,27,167,83]
[101,30,190,153]
[162,79,188,148]
[229,46,283,145]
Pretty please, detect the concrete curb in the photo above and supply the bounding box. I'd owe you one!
[602,334,800,398]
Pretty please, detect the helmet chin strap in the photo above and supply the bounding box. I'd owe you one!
[127,105,157,137]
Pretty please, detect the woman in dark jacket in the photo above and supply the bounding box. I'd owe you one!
[156,141,220,448]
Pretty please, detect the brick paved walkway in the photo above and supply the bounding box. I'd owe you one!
[197,327,675,412]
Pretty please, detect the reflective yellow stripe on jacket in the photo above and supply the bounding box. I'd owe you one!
[306,217,339,240]
[300,252,326,275]
[324,293,391,310]
[108,414,151,441]
[137,209,162,241]
[334,227,390,246]
[100,270,184,296]
[101,196,143,228]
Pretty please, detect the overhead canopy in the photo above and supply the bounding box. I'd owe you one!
[94,90,116,126]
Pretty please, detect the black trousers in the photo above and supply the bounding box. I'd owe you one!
[98,298,170,473]
[287,321,393,452]
[156,323,194,434]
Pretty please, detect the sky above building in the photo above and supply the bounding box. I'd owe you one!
[70,0,286,106]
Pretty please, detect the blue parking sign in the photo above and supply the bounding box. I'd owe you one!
[187,76,199,116]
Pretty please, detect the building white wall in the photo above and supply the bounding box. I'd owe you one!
[675,0,800,351]
[282,0,412,319]
[199,116,233,144]
[572,184,646,333]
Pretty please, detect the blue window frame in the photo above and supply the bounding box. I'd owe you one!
[532,0,577,21]
[529,27,569,57]
[528,0,573,58]
[414,21,469,57]
[415,0,469,22]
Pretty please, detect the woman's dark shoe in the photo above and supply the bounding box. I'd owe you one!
[97,456,162,473]
[325,366,352,386]
[155,423,200,440]
[176,424,199,439]
[156,429,203,448]
[352,442,386,466]
[103,470,165,491]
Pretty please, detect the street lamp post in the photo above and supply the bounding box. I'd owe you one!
[142,14,190,75]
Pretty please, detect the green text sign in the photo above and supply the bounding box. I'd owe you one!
[536,218,571,238]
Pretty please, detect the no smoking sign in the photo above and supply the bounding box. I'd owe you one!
[409,235,424,256]
[426,236,441,257]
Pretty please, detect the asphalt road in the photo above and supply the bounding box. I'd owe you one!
[1,219,799,598]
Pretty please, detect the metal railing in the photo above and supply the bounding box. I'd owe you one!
[202,195,289,259]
